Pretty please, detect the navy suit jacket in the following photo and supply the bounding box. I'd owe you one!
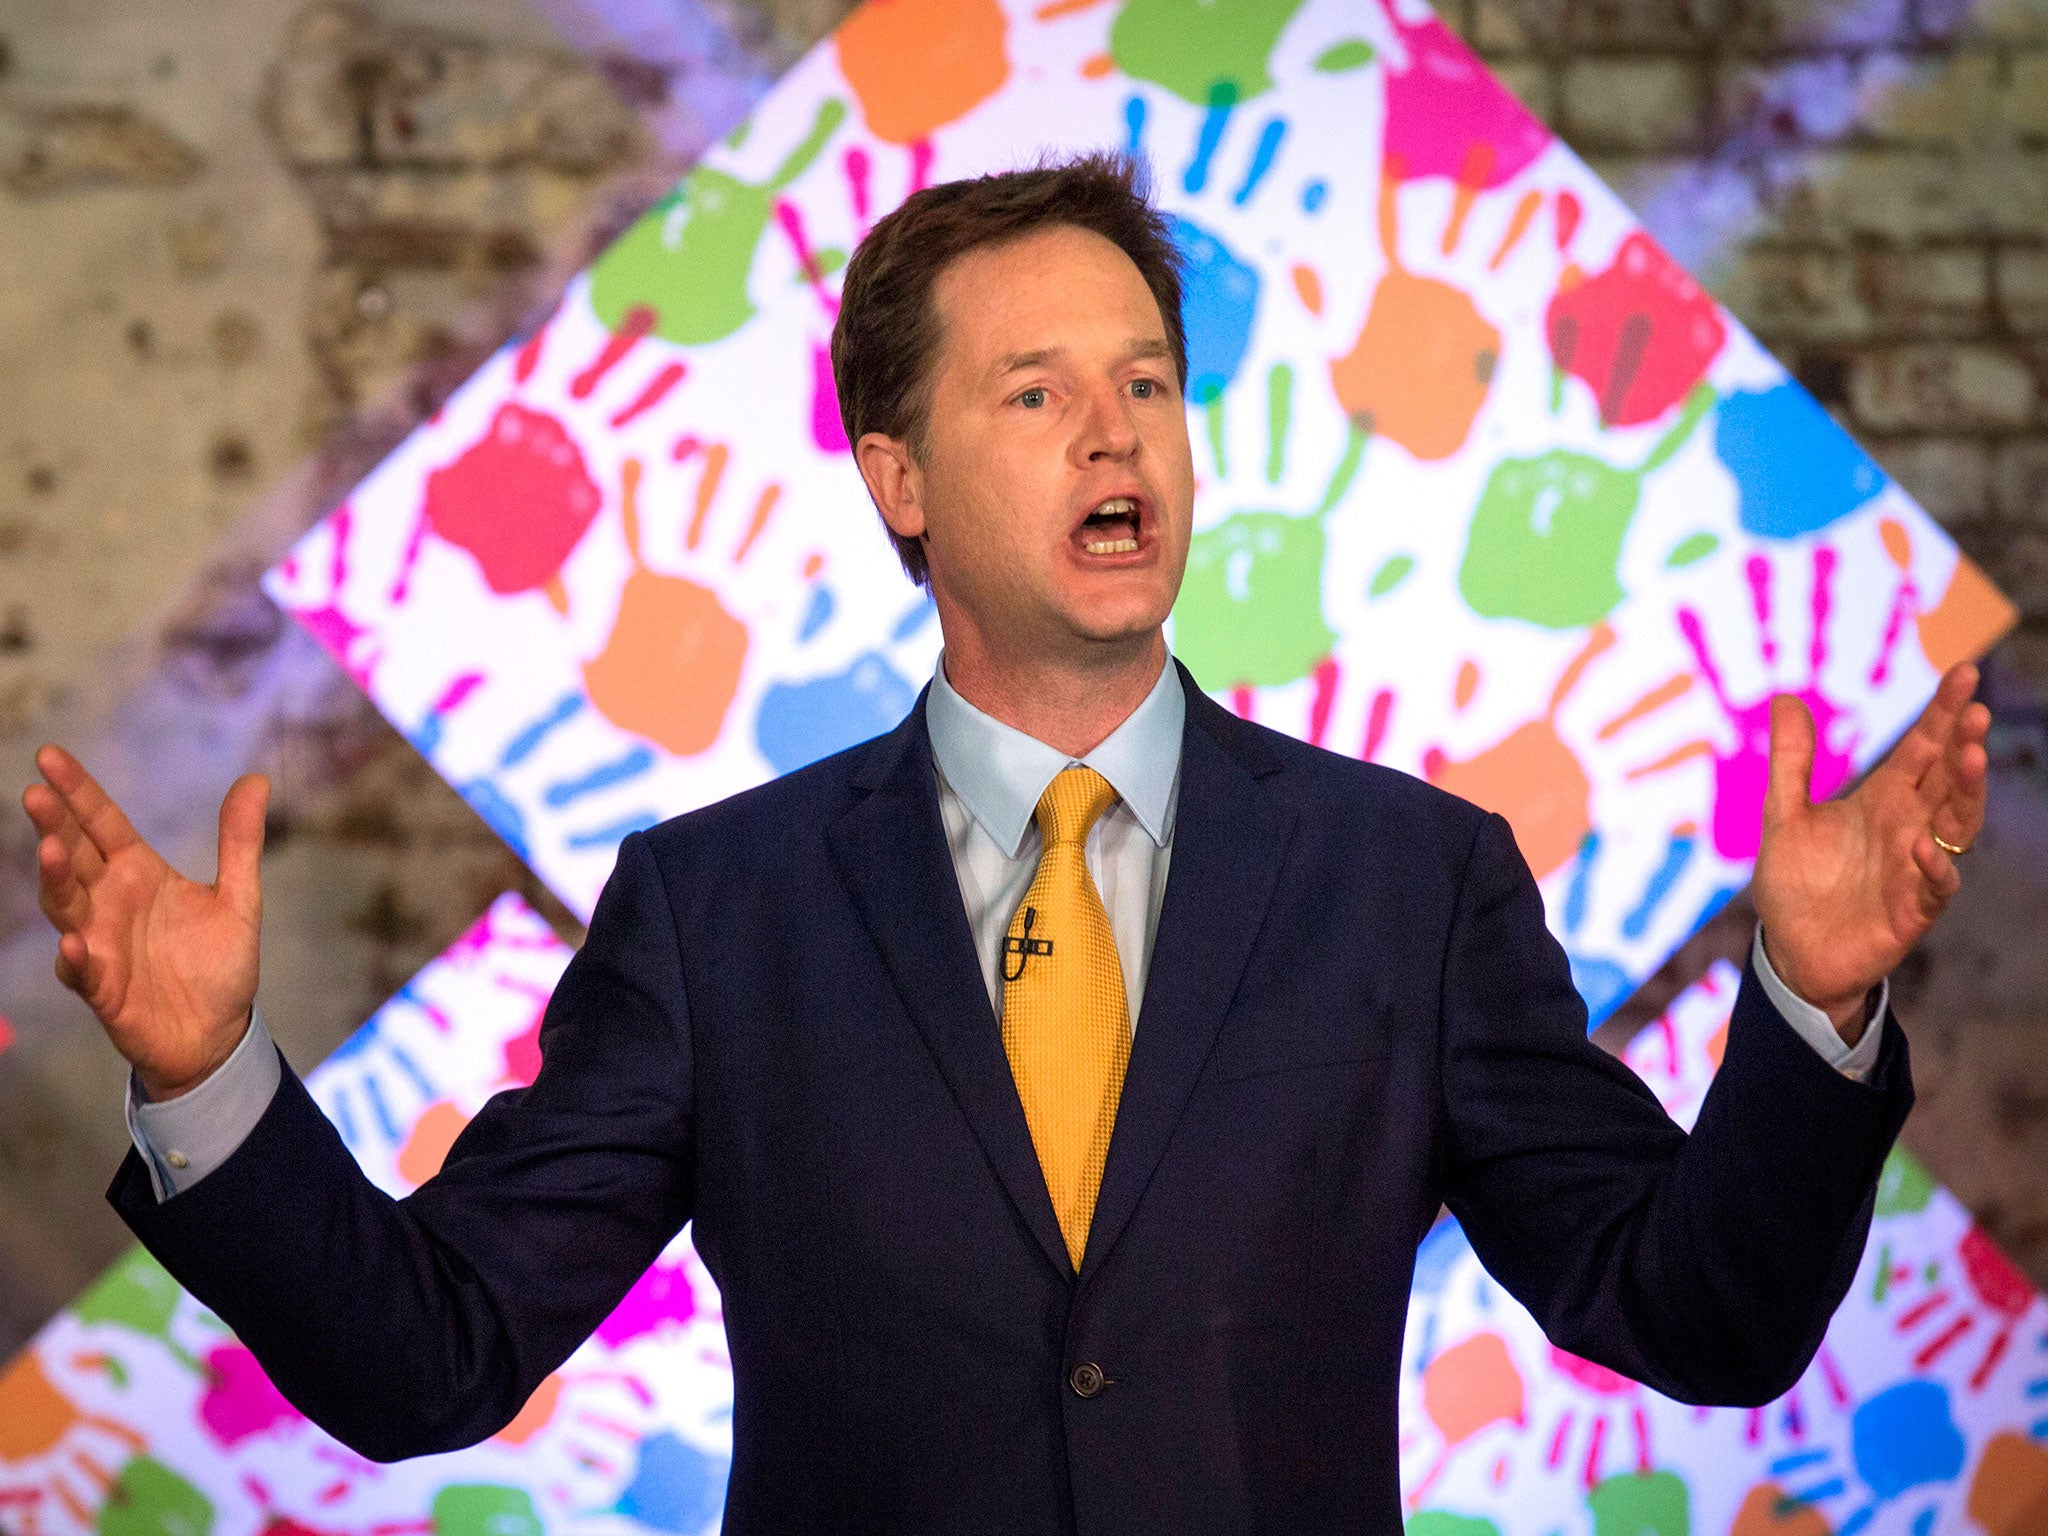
[113,664,1913,1533]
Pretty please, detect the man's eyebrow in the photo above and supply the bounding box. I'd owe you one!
[988,338,1174,378]
[991,347,1062,378]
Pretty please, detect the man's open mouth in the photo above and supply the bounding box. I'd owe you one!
[1078,496,1142,555]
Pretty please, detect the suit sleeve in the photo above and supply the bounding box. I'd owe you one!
[1437,812,1913,1407]
[108,830,696,1460]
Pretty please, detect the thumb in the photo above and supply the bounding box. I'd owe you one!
[1765,694,1817,828]
[216,772,270,922]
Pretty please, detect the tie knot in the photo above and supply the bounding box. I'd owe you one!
[1035,766,1119,850]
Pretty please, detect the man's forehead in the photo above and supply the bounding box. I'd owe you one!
[928,230,1168,373]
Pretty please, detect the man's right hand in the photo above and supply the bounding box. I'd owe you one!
[21,745,268,1100]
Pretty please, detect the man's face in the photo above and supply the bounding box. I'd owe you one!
[878,224,1195,665]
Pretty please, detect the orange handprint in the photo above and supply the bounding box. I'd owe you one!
[1328,166,1501,462]
[0,1352,148,1533]
[580,447,782,757]
[1877,516,2017,676]
[836,0,1009,147]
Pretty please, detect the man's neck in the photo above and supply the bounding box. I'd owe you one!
[940,630,1168,760]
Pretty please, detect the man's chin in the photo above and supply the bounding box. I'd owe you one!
[1055,573,1176,642]
[1056,600,1174,653]
[937,566,1175,663]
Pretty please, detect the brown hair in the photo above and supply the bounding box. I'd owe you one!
[829,151,1188,587]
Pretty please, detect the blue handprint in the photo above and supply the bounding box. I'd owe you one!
[1559,828,1736,1027]
[1715,381,1886,540]
[412,680,664,863]
[1771,1379,1967,1536]
[1123,89,1288,477]
[752,590,933,775]
[614,1430,732,1535]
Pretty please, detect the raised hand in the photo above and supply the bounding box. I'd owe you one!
[1753,661,1991,1041]
[21,745,269,1099]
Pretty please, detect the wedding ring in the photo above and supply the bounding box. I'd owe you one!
[1932,832,1970,857]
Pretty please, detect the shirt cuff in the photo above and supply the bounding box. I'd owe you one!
[1750,926,1887,1083]
[124,1006,281,1202]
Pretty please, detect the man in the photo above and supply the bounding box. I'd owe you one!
[23,156,1989,1532]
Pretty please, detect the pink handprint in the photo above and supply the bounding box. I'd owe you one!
[1542,1346,1653,1492]
[1548,231,1727,429]
[1893,1225,2034,1394]
[1677,545,1908,861]
[1379,0,1551,253]
[198,1344,305,1448]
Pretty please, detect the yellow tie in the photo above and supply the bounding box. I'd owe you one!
[1001,766,1132,1269]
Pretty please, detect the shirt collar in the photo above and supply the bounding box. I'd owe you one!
[926,650,1185,858]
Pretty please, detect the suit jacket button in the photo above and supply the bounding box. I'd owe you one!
[1069,1362,1105,1398]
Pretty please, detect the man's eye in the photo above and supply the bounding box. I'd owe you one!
[1130,379,1156,399]
[1018,387,1047,408]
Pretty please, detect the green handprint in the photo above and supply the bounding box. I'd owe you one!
[1111,0,1313,106]
[1458,383,1715,631]
[1172,416,1368,691]
[432,1485,544,1536]
[1405,1517,1502,1536]
[72,1247,204,1373]
[589,98,846,346]
[1588,1470,1689,1536]
[98,1458,213,1536]
[1876,1146,1936,1217]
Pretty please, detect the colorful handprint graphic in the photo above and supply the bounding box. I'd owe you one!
[1328,166,1503,463]
[1548,232,1726,429]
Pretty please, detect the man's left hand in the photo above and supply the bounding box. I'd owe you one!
[1753,661,1991,1045]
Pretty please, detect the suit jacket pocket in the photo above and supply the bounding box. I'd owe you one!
[1202,1007,1393,1085]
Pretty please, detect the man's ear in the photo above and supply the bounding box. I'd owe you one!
[855,432,926,543]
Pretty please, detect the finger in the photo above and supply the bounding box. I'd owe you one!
[1914,689,1991,795]
[23,784,106,884]
[1765,694,1818,824]
[215,773,270,923]
[1916,696,1990,820]
[54,930,97,998]
[1893,663,1980,789]
[34,745,144,863]
[22,780,73,838]
[1911,834,1962,914]
[37,834,89,931]
[1930,715,1990,853]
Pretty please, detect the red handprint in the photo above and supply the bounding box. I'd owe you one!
[1548,231,1726,428]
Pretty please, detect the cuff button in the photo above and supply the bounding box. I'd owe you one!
[166,1151,189,1169]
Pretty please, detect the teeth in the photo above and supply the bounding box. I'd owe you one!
[1081,496,1139,553]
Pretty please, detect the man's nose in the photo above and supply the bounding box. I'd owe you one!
[1075,379,1140,462]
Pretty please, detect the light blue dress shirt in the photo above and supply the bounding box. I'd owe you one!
[126,650,1882,1201]
[927,648,1183,1025]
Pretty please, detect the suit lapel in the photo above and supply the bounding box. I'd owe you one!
[826,698,1077,1281]
[1081,671,1295,1278]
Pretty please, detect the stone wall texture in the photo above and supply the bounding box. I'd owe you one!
[0,0,2043,1358]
